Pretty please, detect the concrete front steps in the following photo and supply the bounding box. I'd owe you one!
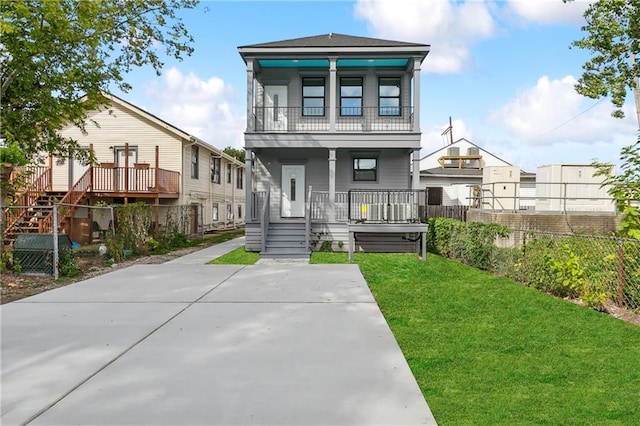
[260,222,310,260]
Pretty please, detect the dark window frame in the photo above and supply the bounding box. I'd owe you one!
[340,77,363,116]
[211,156,221,184]
[191,145,199,179]
[212,202,219,221]
[236,167,243,189]
[226,163,232,184]
[302,77,325,116]
[378,77,401,116]
[353,157,378,182]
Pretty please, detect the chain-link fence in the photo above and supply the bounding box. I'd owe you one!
[442,226,640,312]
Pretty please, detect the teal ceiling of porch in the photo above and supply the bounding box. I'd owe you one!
[258,59,329,68]
[337,59,409,67]
[257,58,409,68]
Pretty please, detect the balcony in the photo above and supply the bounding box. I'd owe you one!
[252,106,415,133]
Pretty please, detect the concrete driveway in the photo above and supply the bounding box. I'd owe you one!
[1,238,436,425]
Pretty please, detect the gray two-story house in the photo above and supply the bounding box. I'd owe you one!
[238,33,430,260]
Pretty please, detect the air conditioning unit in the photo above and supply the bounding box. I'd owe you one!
[467,147,480,156]
[447,147,460,156]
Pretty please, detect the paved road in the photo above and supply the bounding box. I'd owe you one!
[1,238,437,425]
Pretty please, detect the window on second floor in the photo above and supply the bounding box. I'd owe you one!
[302,77,325,116]
[379,77,401,116]
[340,77,363,116]
[236,168,244,189]
[226,163,232,184]
[191,146,199,179]
[211,156,221,184]
[353,157,378,182]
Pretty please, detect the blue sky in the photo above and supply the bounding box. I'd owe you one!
[111,0,638,173]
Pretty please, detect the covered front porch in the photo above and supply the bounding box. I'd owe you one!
[247,188,428,260]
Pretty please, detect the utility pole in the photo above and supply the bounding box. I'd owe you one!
[441,116,454,145]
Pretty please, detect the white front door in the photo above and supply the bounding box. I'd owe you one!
[264,85,287,132]
[281,165,305,218]
[115,147,137,191]
[69,149,89,189]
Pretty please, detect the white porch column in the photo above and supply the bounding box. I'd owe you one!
[246,60,255,132]
[245,148,253,221]
[412,148,421,190]
[329,57,337,131]
[412,57,421,133]
[328,148,336,222]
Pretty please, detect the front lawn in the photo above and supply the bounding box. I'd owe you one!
[315,252,640,425]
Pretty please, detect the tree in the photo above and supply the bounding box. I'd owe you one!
[593,137,640,238]
[567,0,640,127]
[0,0,198,163]
[223,146,245,163]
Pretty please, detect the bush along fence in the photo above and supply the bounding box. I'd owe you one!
[427,217,640,313]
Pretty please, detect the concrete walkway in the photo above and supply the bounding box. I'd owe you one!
[1,238,436,425]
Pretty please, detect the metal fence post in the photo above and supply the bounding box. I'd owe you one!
[53,204,59,280]
[617,239,624,308]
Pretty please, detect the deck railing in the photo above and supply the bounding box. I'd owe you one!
[92,167,179,193]
[253,106,415,132]
[310,191,349,222]
[348,189,424,223]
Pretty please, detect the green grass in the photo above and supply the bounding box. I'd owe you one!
[208,247,259,264]
[314,252,640,425]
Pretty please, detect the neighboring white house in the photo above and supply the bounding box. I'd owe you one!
[5,93,246,245]
[419,138,536,208]
[238,33,431,259]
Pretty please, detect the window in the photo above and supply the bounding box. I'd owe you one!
[237,204,243,219]
[340,77,363,116]
[226,163,232,184]
[211,156,221,184]
[236,167,243,189]
[426,187,443,206]
[379,77,401,116]
[212,203,219,221]
[191,146,199,179]
[302,77,325,116]
[226,204,233,221]
[353,158,377,181]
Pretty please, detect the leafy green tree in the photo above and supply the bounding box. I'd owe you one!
[593,137,640,239]
[567,0,640,125]
[0,0,198,162]
[223,146,245,163]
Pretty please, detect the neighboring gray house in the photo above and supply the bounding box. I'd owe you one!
[238,33,430,259]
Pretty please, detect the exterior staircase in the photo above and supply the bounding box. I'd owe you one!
[261,222,310,260]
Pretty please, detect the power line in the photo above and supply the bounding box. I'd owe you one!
[538,98,605,138]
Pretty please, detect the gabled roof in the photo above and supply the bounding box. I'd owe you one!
[238,33,430,64]
[239,33,428,49]
[93,92,244,166]
[420,138,510,164]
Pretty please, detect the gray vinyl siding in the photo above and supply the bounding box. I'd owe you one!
[310,223,419,254]
[335,148,410,191]
[245,223,262,251]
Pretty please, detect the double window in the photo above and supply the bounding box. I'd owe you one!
[379,77,401,116]
[302,77,325,116]
[340,77,363,116]
[211,156,221,184]
[353,157,378,182]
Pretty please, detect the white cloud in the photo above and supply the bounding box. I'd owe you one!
[145,67,245,149]
[489,74,636,146]
[506,0,593,25]
[354,0,496,73]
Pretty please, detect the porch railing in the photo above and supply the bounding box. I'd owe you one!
[348,189,425,223]
[253,106,415,132]
[251,191,266,221]
[310,191,349,222]
[92,167,179,193]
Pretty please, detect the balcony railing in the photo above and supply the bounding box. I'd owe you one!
[348,189,424,223]
[252,106,414,132]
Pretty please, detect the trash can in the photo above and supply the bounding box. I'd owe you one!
[13,234,73,276]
